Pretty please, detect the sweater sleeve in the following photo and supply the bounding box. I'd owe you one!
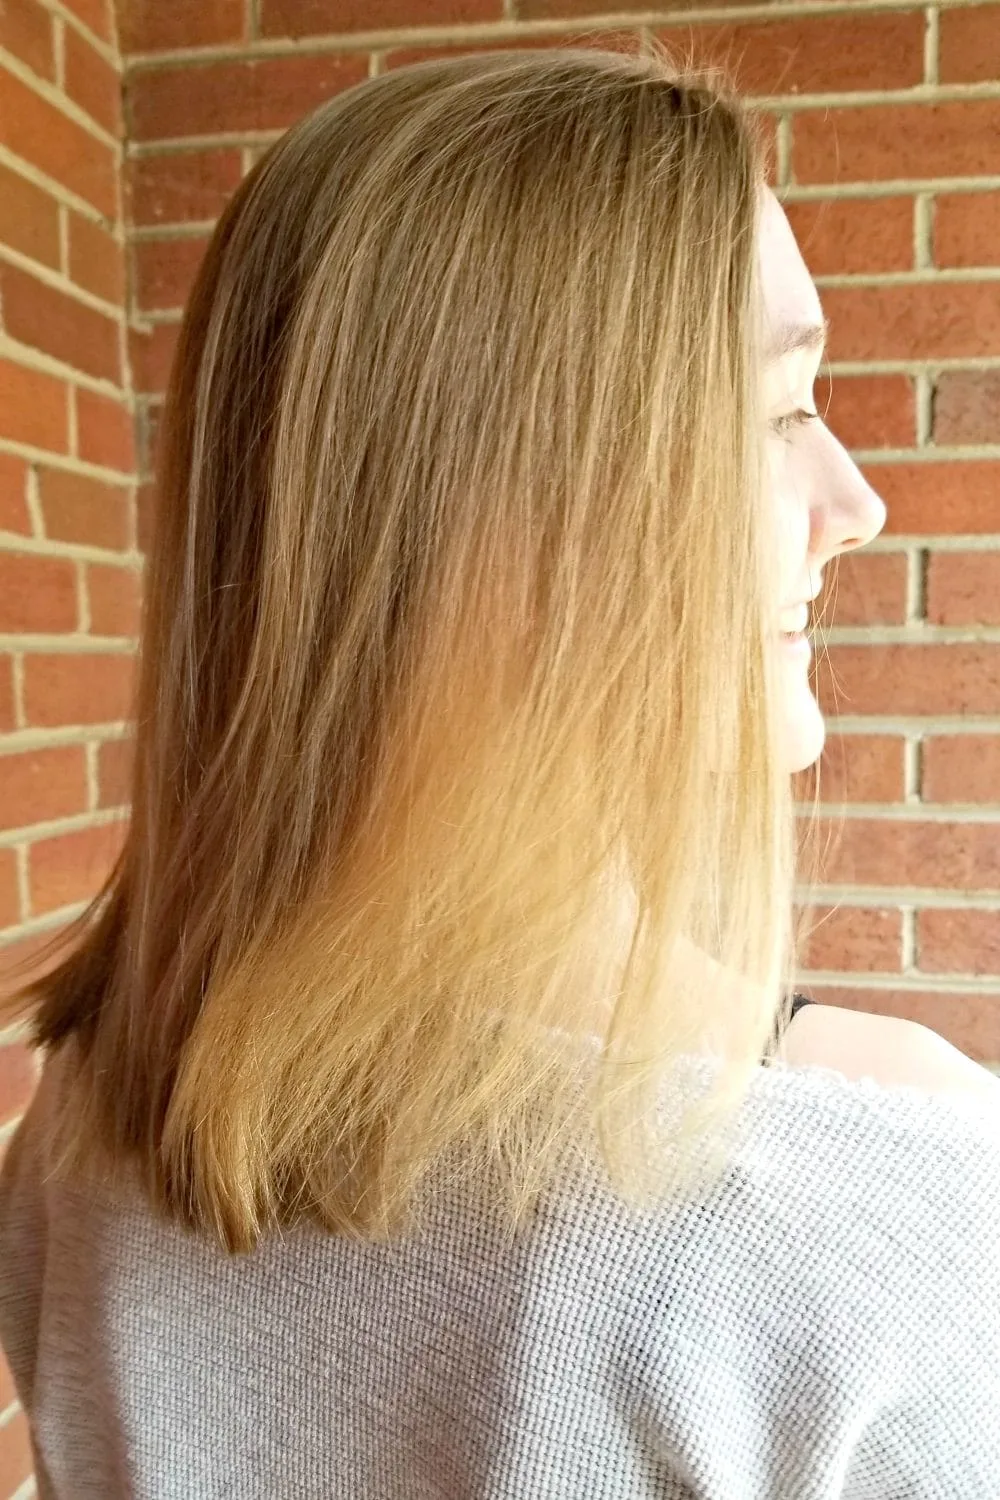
[623,1060,1000,1500]
[0,1072,48,1414]
[837,1092,1000,1499]
[0,1066,63,1500]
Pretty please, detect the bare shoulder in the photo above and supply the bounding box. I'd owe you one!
[778,1002,1000,1106]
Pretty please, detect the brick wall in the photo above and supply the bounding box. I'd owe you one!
[1,0,999,1491]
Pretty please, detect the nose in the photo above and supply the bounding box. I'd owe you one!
[809,424,887,564]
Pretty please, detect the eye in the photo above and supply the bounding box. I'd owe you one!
[769,408,819,441]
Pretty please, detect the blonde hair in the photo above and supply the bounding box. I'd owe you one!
[2,38,799,1254]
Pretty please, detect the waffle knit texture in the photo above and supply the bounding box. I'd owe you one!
[1,1041,998,1499]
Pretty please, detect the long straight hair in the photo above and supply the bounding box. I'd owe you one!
[2,39,798,1253]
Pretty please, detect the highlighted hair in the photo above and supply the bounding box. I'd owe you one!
[2,39,799,1253]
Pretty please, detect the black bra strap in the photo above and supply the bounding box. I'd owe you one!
[762,992,816,1065]
[789,992,816,1023]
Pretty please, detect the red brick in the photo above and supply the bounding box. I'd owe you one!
[934,190,1000,269]
[795,732,905,805]
[0,1350,15,1412]
[809,815,1000,891]
[0,265,121,384]
[817,644,1000,717]
[128,147,243,226]
[64,23,122,137]
[0,454,30,535]
[129,322,179,396]
[0,1404,34,1491]
[0,66,117,218]
[0,745,88,832]
[0,0,54,81]
[0,848,19,927]
[0,357,68,452]
[0,161,60,268]
[804,984,1000,1064]
[799,903,903,972]
[923,735,1000,803]
[823,551,908,626]
[0,1038,40,1122]
[38,467,131,550]
[926,552,1000,626]
[264,0,498,37]
[27,818,127,917]
[821,282,1000,363]
[918,908,1000,975]
[816,373,915,451]
[121,0,246,52]
[133,235,210,314]
[940,4,1000,84]
[0,657,14,733]
[870,461,1000,536]
[97,734,134,807]
[0,926,69,996]
[22,650,135,727]
[60,0,112,41]
[933,370,1000,445]
[68,211,125,307]
[87,561,142,636]
[0,552,77,633]
[785,196,913,277]
[793,101,1000,186]
[655,11,924,97]
[75,387,134,472]
[128,51,369,141]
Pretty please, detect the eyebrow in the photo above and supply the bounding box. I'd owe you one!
[766,317,829,360]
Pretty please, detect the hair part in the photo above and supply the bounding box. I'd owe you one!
[2,37,800,1254]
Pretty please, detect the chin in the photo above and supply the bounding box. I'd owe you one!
[781,679,826,774]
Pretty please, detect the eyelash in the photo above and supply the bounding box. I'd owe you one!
[770,408,819,440]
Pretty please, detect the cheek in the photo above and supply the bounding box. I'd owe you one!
[769,456,811,599]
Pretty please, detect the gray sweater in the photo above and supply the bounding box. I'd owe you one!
[1,1044,999,1499]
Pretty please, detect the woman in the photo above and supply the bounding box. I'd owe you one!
[1,42,998,1498]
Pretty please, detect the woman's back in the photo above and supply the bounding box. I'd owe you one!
[2,1039,998,1500]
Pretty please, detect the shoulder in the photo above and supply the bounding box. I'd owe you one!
[613,1038,1000,1498]
[631,1015,1000,1306]
[778,1001,1000,1108]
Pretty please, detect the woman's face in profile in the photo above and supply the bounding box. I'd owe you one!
[758,188,887,773]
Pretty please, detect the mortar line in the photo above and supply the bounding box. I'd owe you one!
[53,14,66,90]
[900,906,917,969]
[913,192,932,269]
[815,268,1000,286]
[903,738,922,801]
[905,546,926,620]
[924,4,940,85]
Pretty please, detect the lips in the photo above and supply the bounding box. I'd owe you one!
[778,603,810,634]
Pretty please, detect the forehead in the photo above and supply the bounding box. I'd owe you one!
[757,189,823,342]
